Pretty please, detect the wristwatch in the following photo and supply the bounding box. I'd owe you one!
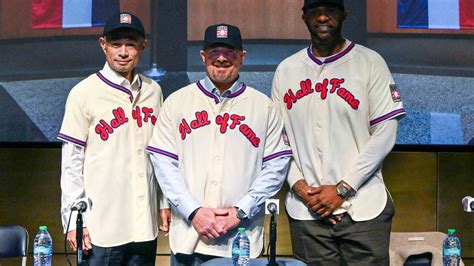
[235,208,248,220]
[336,181,352,199]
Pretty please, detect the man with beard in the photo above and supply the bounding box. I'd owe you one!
[147,24,292,265]
[271,0,406,265]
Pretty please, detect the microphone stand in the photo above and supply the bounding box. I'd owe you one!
[76,210,84,266]
[268,211,278,266]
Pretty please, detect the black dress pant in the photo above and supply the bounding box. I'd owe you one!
[288,195,395,265]
[85,238,157,266]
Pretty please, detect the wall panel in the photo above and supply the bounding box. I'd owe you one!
[1,147,472,261]
[438,152,474,258]
[0,0,150,39]
[384,152,438,232]
[187,0,309,40]
[0,148,62,250]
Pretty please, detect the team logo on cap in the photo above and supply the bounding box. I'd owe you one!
[216,25,228,38]
[120,14,132,24]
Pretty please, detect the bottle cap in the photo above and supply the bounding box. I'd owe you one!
[39,225,48,231]
[238,228,246,233]
[448,228,456,233]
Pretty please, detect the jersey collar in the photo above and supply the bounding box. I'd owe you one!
[97,63,142,103]
[307,40,355,65]
[196,76,246,104]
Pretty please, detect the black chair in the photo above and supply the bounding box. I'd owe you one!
[0,225,29,266]
[404,252,432,266]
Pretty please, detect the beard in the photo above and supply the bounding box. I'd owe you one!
[208,62,237,84]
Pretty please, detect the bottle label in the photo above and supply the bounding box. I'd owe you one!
[443,247,461,256]
[232,247,240,255]
[34,246,52,255]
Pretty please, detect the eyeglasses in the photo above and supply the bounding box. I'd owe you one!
[205,48,240,60]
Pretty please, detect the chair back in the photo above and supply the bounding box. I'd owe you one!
[389,231,464,266]
[0,225,29,266]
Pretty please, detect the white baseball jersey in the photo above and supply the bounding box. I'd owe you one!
[147,79,291,257]
[58,67,163,247]
[272,40,406,221]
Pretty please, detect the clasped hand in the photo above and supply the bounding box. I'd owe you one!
[293,180,345,224]
[191,207,241,241]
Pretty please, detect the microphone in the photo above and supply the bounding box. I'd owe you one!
[267,203,277,215]
[266,199,279,266]
[462,196,473,212]
[71,198,91,212]
[265,199,279,215]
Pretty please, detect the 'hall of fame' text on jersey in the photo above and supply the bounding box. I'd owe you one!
[57,71,163,246]
[58,72,161,146]
[147,80,291,258]
[272,41,406,222]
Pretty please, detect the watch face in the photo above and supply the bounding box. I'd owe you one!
[337,184,349,197]
[237,209,247,220]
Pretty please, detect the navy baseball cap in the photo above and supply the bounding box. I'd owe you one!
[103,12,145,37]
[203,24,243,50]
[302,0,345,10]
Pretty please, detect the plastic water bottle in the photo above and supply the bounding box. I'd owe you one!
[443,228,461,266]
[232,227,250,266]
[33,225,53,266]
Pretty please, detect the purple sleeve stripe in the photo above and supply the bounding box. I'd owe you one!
[370,108,406,127]
[57,133,87,147]
[146,146,179,160]
[263,150,293,162]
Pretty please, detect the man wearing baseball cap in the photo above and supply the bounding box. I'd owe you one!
[272,0,405,264]
[59,12,170,265]
[147,23,291,265]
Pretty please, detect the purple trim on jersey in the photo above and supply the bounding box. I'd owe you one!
[263,150,293,163]
[226,84,247,98]
[146,146,179,160]
[307,42,355,65]
[137,75,143,93]
[57,133,87,147]
[370,108,406,127]
[96,72,134,103]
[197,81,220,104]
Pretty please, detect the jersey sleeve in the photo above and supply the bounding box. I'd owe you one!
[147,96,202,219]
[146,98,178,160]
[271,67,283,114]
[367,52,406,127]
[57,87,89,147]
[234,99,292,218]
[262,102,292,163]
